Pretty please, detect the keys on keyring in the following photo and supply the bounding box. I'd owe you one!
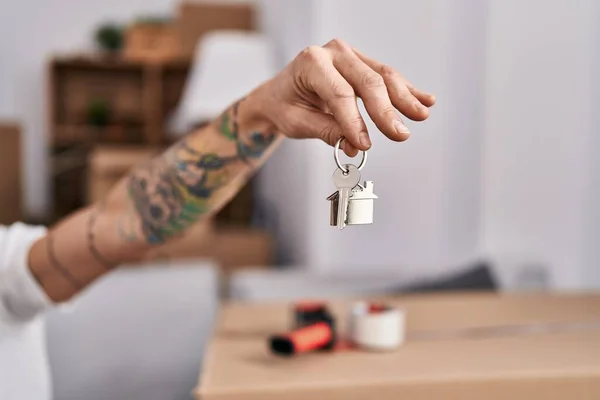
[327,138,378,229]
[333,165,361,229]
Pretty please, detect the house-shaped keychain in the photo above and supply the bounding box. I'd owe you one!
[327,181,378,227]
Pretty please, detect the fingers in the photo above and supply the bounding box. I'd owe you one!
[300,46,371,150]
[341,140,359,157]
[407,83,436,107]
[286,39,435,149]
[326,40,411,142]
[352,47,436,120]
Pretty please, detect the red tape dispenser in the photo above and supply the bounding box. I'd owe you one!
[269,301,336,356]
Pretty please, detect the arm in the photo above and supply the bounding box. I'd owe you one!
[29,96,280,302]
[28,39,436,303]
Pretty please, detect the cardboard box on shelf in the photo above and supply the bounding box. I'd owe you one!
[209,227,273,272]
[0,123,22,224]
[124,22,181,63]
[197,292,600,400]
[143,226,273,273]
[177,2,255,58]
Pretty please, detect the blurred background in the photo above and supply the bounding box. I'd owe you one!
[1,0,599,398]
[1,0,598,290]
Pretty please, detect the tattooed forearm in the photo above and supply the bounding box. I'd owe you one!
[29,205,118,302]
[26,97,280,303]
[87,207,119,269]
[33,202,117,293]
[221,99,277,161]
[44,234,83,289]
[126,98,278,244]
[116,210,138,242]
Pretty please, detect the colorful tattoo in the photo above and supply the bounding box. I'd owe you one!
[221,99,276,161]
[116,211,138,242]
[127,99,277,244]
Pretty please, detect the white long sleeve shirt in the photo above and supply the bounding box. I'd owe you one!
[0,223,53,400]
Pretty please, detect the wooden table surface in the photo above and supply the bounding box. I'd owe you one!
[196,292,600,400]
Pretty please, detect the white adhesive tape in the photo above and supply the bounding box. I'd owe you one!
[350,302,406,351]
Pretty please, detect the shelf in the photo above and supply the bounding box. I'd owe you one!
[51,145,90,176]
[51,53,190,71]
[53,124,145,147]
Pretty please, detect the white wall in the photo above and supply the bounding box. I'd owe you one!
[260,0,600,288]
[584,3,600,288]
[3,0,600,288]
[255,0,317,265]
[481,0,600,289]
[260,0,487,280]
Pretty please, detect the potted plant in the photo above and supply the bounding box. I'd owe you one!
[95,23,124,54]
[87,99,111,127]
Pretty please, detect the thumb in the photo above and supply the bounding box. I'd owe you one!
[291,109,359,157]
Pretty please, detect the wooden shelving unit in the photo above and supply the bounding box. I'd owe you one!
[42,2,273,267]
[49,54,190,147]
[46,2,258,224]
[48,54,191,221]
[47,53,255,226]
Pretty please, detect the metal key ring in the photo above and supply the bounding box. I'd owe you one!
[334,137,367,172]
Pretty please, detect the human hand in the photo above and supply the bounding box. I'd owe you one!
[246,38,436,156]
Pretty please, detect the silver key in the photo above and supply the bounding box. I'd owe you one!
[333,164,361,229]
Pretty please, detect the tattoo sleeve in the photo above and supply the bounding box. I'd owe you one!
[27,98,281,303]
[126,98,279,244]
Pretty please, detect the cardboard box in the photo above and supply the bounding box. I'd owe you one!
[197,293,600,399]
[0,123,22,224]
[177,2,255,58]
[143,227,273,273]
[208,227,273,272]
[124,22,181,63]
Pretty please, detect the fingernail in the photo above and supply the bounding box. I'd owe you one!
[394,120,410,136]
[360,132,371,148]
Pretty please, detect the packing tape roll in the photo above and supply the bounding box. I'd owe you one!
[350,302,406,351]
